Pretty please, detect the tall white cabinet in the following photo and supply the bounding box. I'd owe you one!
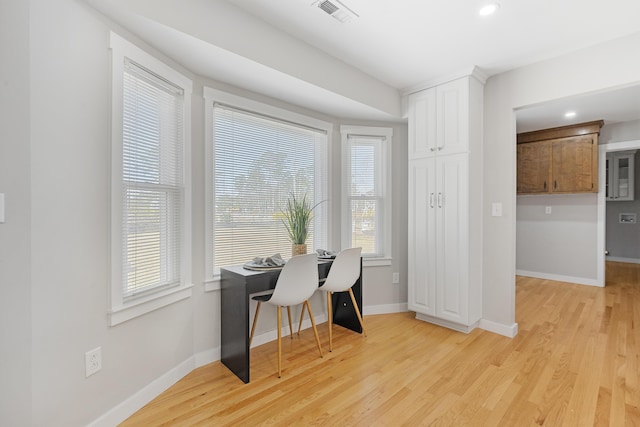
[408,74,484,333]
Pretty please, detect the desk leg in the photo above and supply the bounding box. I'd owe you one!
[331,259,363,334]
[221,274,250,383]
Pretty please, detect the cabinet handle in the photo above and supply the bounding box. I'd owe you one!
[438,192,443,208]
[554,180,557,189]
[437,146,444,151]
[544,181,547,190]
[430,147,436,152]
[429,193,435,208]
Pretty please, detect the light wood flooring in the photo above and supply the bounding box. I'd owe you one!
[121,261,640,426]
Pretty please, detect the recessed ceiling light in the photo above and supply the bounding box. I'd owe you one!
[564,111,577,118]
[478,3,500,16]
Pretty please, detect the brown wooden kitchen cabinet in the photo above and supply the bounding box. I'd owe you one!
[517,140,551,193]
[517,120,603,195]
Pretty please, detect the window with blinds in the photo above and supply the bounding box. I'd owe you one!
[212,104,328,273]
[342,126,392,259]
[121,59,184,298]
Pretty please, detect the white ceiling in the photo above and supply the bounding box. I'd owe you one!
[87,0,640,127]
[516,85,640,133]
[226,0,640,91]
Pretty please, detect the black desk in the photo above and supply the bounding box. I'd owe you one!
[220,259,363,383]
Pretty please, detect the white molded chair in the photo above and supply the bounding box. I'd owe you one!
[248,253,323,378]
[298,247,366,352]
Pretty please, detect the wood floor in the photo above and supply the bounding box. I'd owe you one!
[121,262,640,426]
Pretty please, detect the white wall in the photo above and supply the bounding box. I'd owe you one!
[601,119,640,144]
[483,32,640,327]
[0,1,32,425]
[28,1,198,425]
[517,194,598,285]
[3,1,408,425]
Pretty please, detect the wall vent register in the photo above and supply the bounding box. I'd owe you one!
[312,0,359,23]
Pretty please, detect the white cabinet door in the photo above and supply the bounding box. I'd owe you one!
[607,152,635,201]
[408,157,436,316]
[409,154,469,322]
[436,78,469,156]
[435,154,469,324]
[409,76,469,159]
[408,88,437,159]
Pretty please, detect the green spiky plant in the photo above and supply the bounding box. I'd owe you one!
[281,193,322,244]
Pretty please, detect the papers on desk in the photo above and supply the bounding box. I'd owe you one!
[316,249,337,259]
[243,253,286,271]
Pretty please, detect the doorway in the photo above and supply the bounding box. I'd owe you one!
[597,138,640,286]
[516,85,640,288]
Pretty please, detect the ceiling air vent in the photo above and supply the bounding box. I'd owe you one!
[312,0,359,23]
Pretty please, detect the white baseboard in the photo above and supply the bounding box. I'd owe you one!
[364,303,408,315]
[88,357,196,427]
[194,347,220,368]
[414,313,479,334]
[516,269,601,287]
[250,313,329,348]
[606,256,640,264]
[479,319,519,338]
[88,304,404,426]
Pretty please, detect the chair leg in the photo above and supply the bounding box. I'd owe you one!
[277,306,282,378]
[348,288,367,337]
[327,292,333,352]
[249,301,261,347]
[297,303,306,335]
[287,306,293,339]
[304,300,323,358]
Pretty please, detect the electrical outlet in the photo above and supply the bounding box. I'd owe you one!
[85,347,102,377]
[393,272,400,284]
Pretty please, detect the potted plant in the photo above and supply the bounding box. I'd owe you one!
[281,193,321,256]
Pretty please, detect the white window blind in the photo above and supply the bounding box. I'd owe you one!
[122,59,184,298]
[212,104,328,273]
[347,135,385,256]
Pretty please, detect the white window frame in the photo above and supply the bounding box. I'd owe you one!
[203,87,333,291]
[109,32,193,325]
[341,125,393,267]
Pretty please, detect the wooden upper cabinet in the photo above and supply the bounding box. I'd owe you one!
[517,140,551,193]
[551,135,597,193]
[517,121,603,195]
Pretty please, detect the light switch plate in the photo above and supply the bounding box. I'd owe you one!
[0,193,4,223]
[491,202,503,217]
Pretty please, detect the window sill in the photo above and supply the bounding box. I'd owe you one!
[108,283,193,326]
[363,257,392,267]
[204,277,221,292]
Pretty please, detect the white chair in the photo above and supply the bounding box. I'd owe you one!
[298,247,366,352]
[248,253,323,378]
